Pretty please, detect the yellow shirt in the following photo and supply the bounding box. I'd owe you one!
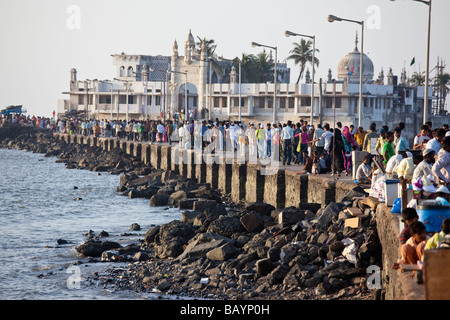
[354,131,367,147]
[395,157,415,180]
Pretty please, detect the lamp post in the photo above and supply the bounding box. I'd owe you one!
[328,14,364,128]
[152,68,188,122]
[284,30,316,125]
[390,0,432,124]
[114,78,131,122]
[218,56,242,121]
[251,41,278,123]
[99,80,114,121]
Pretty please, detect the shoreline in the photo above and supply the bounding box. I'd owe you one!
[0,128,382,300]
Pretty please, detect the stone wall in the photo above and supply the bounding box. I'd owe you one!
[47,132,421,300]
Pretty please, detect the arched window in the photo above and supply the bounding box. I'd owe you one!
[127,66,133,77]
[120,66,125,77]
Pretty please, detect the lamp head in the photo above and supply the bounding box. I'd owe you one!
[327,14,341,22]
[284,30,296,37]
[251,42,261,48]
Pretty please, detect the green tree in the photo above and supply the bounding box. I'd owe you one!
[232,51,274,83]
[195,37,223,79]
[436,72,450,114]
[411,71,425,86]
[286,38,319,84]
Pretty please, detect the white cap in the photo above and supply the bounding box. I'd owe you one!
[436,186,450,194]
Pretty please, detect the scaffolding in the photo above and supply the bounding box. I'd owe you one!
[431,57,449,116]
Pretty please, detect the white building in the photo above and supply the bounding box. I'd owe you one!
[58,30,446,141]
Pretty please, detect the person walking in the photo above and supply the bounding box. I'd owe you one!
[281,121,294,165]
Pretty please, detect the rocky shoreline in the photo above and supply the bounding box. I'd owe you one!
[1,129,382,300]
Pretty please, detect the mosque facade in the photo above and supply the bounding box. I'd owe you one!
[59,30,443,139]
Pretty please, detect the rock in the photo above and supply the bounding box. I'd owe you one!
[206,242,238,261]
[246,202,275,216]
[269,264,290,283]
[342,186,368,202]
[176,233,232,261]
[267,247,281,262]
[207,215,245,238]
[144,225,160,244]
[281,243,299,264]
[155,238,186,259]
[133,251,150,261]
[130,223,141,231]
[193,199,217,212]
[157,220,196,244]
[240,211,264,233]
[167,190,188,206]
[277,207,306,225]
[101,250,121,262]
[298,202,322,214]
[317,202,345,229]
[76,239,121,257]
[149,194,169,206]
[181,210,201,223]
[178,199,197,210]
[157,278,172,291]
[255,258,274,277]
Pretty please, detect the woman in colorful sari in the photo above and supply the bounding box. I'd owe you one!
[341,126,359,176]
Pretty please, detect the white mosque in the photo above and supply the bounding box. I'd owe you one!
[59,29,445,140]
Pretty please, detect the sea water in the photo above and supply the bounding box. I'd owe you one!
[0,148,181,299]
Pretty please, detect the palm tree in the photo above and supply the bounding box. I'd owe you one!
[436,72,450,114]
[286,39,319,84]
[253,51,274,83]
[232,53,255,83]
[195,37,223,80]
[411,71,425,86]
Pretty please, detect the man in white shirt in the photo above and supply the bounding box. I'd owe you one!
[432,136,450,186]
[157,121,165,143]
[426,128,446,156]
[310,123,333,153]
[413,148,435,182]
[281,121,294,165]
[313,124,325,155]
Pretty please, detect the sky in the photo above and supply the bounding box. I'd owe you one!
[0,0,449,117]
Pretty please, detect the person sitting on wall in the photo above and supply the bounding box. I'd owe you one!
[296,150,313,175]
[399,208,419,245]
[355,155,373,185]
[424,218,450,250]
[393,221,428,269]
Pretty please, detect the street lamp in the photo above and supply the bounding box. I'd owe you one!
[251,41,278,123]
[99,80,114,121]
[328,14,364,128]
[151,68,188,121]
[285,30,316,126]
[390,0,432,124]
[218,56,242,121]
[114,78,131,122]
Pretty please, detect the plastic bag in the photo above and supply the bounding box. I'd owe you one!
[391,198,401,213]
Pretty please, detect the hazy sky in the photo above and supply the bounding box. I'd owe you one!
[1,0,449,117]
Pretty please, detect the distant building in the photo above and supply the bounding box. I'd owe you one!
[58,30,447,142]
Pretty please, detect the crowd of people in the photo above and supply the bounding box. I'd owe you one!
[5,113,450,188]
[1,114,56,129]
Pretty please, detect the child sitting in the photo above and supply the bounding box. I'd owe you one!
[296,150,313,175]
[398,221,428,266]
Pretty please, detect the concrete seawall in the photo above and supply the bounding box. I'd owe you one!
[3,129,420,300]
[55,133,359,209]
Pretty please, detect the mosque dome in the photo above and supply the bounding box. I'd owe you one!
[185,29,195,49]
[337,33,374,83]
